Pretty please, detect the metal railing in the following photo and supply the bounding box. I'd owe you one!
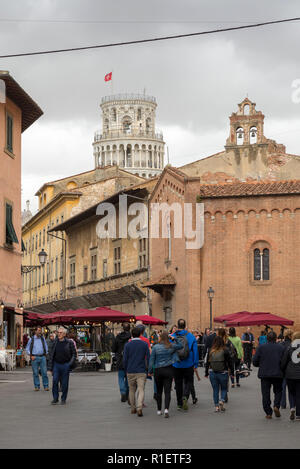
[101,94,156,104]
[94,130,164,142]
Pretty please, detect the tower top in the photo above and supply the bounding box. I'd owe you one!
[101,93,157,106]
[226,97,265,147]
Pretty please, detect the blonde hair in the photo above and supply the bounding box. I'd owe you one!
[292,331,300,341]
[284,329,293,340]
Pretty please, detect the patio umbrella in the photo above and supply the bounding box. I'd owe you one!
[135,314,168,325]
[214,311,251,324]
[226,312,294,327]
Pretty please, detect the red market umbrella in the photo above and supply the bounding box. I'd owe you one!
[135,314,168,325]
[226,312,294,327]
[214,311,251,324]
[25,308,135,326]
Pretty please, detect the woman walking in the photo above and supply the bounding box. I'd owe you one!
[149,331,183,418]
[228,327,243,388]
[207,336,232,412]
[281,331,300,421]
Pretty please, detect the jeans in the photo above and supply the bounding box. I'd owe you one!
[281,378,296,409]
[243,346,253,369]
[173,366,194,406]
[154,365,174,411]
[286,379,300,416]
[31,356,49,389]
[260,378,283,416]
[127,373,147,411]
[209,371,228,405]
[52,361,70,402]
[230,359,241,385]
[118,369,129,396]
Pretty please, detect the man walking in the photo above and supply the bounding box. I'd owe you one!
[242,327,255,370]
[26,326,49,391]
[253,331,284,419]
[112,322,131,402]
[48,327,76,405]
[171,319,199,411]
[123,327,150,417]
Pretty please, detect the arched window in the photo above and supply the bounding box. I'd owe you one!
[236,127,244,145]
[253,247,270,281]
[123,116,132,134]
[243,104,250,115]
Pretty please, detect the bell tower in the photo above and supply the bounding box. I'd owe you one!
[226,98,265,148]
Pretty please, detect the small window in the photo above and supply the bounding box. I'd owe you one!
[70,260,76,287]
[91,254,97,280]
[5,203,18,245]
[83,266,88,282]
[114,247,121,275]
[6,114,13,153]
[138,238,147,269]
[103,259,108,278]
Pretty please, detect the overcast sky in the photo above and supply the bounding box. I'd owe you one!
[1,0,300,213]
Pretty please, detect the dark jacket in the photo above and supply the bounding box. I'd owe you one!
[123,338,150,374]
[253,342,284,379]
[204,333,216,357]
[281,342,300,380]
[111,331,131,370]
[48,338,76,371]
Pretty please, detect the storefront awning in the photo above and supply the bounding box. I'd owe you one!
[26,284,146,314]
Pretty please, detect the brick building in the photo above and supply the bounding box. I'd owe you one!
[146,99,300,332]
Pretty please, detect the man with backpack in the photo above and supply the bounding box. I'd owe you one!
[111,322,131,402]
[26,326,49,391]
[171,319,199,411]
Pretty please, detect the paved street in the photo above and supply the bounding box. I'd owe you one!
[0,367,299,449]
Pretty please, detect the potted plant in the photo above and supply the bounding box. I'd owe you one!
[99,352,112,371]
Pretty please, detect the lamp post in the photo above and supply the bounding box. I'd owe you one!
[21,248,48,273]
[207,286,215,330]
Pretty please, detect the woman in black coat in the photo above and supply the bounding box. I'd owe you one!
[281,331,300,421]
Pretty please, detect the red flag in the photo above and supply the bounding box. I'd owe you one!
[104,72,112,82]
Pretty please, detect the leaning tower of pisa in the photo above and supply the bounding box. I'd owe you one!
[93,93,165,178]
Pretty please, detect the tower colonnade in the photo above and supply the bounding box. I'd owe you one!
[93,94,165,179]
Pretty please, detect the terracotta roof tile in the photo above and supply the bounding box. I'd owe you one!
[199,180,300,198]
[143,273,176,288]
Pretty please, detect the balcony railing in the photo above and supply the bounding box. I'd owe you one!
[94,129,164,142]
[101,94,156,104]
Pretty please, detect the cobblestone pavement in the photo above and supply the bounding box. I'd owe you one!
[0,368,299,449]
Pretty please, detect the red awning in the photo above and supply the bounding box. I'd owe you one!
[24,308,135,326]
[214,311,294,327]
[135,315,168,325]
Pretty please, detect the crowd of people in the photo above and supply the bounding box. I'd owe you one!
[24,321,300,421]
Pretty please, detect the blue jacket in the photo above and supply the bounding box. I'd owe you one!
[123,338,150,374]
[253,342,284,379]
[149,339,183,372]
[171,330,199,369]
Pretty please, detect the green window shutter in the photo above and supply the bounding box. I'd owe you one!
[21,239,26,252]
[6,115,13,153]
[6,203,19,244]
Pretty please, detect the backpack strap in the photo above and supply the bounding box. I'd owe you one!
[30,336,34,356]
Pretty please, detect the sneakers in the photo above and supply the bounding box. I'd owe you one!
[51,400,59,405]
[273,407,281,418]
[34,388,40,391]
[231,384,235,388]
[265,415,272,419]
[290,409,296,421]
[177,405,183,411]
[182,397,188,411]
[44,388,49,391]
[120,394,127,402]
[192,398,198,405]
[131,409,137,414]
[157,410,162,416]
[237,383,241,387]
[137,410,143,417]
[219,401,226,412]
[164,410,169,418]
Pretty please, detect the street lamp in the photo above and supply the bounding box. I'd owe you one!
[21,248,48,273]
[207,286,215,330]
